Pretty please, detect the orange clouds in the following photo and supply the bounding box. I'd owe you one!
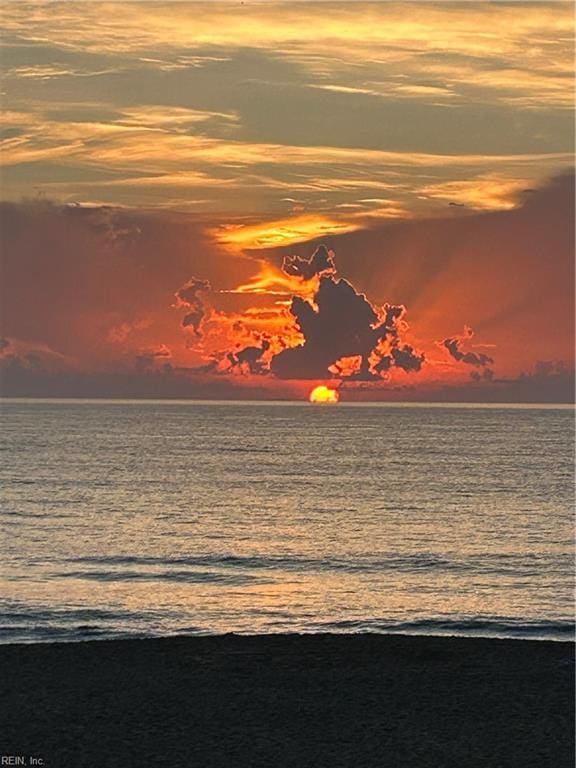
[0,172,573,402]
[235,173,574,384]
[2,2,573,215]
[214,214,360,251]
[191,245,428,383]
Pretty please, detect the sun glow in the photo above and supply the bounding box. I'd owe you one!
[309,385,339,404]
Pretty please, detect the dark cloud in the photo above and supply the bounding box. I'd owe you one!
[260,172,574,383]
[281,245,335,280]
[340,366,574,404]
[504,359,574,400]
[470,368,494,383]
[498,360,574,402]
[530,360,569,379]
[371,344,424,376]
[176,277,211,336]
[227,339,270,375]
[461,351,494,367]
[0,358,289,400]
[442,326,494,374]
[391,344,425,373]
[270,248,424,379]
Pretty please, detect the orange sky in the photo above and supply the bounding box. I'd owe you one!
[0,2,574,401]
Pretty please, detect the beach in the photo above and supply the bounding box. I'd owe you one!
[1,633,573,767]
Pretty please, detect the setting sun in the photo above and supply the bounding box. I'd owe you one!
[309,385,340,404]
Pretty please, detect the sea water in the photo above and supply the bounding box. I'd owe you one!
[1,399,573,643]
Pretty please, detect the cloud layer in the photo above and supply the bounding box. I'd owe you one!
[0,1,573,218]
[1,173,573,401]
[0,4,573,401]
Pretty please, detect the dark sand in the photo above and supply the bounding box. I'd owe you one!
[0,633,573,768]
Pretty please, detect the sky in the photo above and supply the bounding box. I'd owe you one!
[0,1,574,401]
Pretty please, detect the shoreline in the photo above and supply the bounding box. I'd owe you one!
[1,632,573,767]
[1,629,574,647]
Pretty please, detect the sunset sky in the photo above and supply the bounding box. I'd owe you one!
[1,1,574,401]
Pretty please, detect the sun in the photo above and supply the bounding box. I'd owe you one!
[309,385,339,404]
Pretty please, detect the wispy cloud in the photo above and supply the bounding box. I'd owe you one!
[212,213,361,250]
[0,2,573,214]
[2,2,572,111]
[420,176,533,211]
[2,106,571,213]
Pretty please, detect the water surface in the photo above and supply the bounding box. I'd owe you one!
[1,400,573,642]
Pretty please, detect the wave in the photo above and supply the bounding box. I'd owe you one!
[1,616,572,645]
[65,551,571,577]
[56,569,268,585]
[302,616,575,640]
[1,596,573,645]
[0,603,198,644]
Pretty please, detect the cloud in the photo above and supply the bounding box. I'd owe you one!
[3,2,572,74]
[2,108,569,214]
[180,243,428,383]
[390,345,425,373]
[442,326,494,368]
[259,172,573,382]
[268,246,424,380]
[227,339,271,375]
[216,215,360,250]
[421,176,537,211]
[0,356,299,401]
[117,105,240,132]
[0,171,572,402]
[175,277,211,336]
[1,0,572,225]
[281,245,335,280]
[1,20,571,222]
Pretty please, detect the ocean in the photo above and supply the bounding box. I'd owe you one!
[0,399,573,644]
